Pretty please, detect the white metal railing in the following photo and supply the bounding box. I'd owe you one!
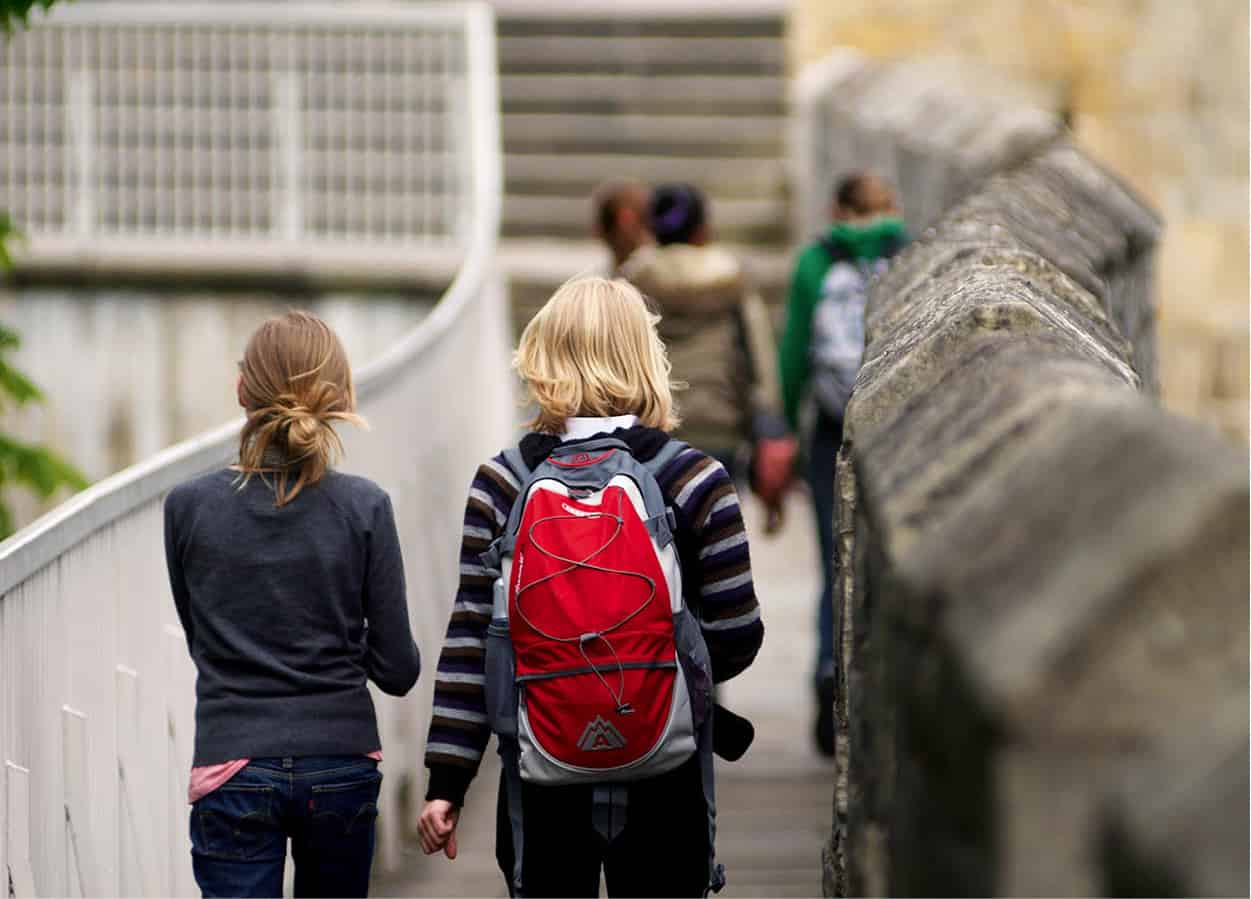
[788,48,1060,241]
[0,2,479,277]
[490,0,788,17]
[0,3,511,896]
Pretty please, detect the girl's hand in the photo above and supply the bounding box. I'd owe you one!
[418,800,460,859]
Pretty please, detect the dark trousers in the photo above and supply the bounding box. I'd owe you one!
[190,756,381,898]
[806,413,844,684]
[495,756,710,898]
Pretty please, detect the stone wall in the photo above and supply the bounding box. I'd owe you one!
[788,0,1249,444]
[825,141,1248,896]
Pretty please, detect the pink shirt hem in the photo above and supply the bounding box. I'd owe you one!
[189,751,383,804]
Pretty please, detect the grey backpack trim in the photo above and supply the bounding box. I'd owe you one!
[640,437,689,481]
[502,446,531,484]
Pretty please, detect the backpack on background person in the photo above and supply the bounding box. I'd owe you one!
[807,236,899,422]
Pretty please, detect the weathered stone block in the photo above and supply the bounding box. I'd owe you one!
[829,136,1245,896]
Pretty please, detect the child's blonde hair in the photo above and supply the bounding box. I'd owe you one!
[235,310,366,506]
[515,277,680,434]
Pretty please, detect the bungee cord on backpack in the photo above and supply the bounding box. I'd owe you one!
[513,489,657,716]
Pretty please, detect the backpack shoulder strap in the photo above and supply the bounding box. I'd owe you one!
[640,437,689,481]
[817,234,851,265]
[479,446,534,570]
[881,230,907,260]
[638,439,689,541]
[502,446,531,484]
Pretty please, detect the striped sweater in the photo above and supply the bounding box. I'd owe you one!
[424,426,764,806]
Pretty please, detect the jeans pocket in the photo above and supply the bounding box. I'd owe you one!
[191,784,283,862]
[309,768,383,837]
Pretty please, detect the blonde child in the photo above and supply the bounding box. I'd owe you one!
[419,278,763,897]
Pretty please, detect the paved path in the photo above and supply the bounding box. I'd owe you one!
[375,493,833,897]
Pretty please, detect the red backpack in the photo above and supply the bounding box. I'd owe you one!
[481,437,713,784]
[480,437,725,895]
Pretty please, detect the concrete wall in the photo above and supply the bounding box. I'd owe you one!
[0,286,434,529]
[824,140,1247,897]
[789,0,1249,444]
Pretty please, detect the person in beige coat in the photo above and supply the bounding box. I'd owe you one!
[621,184,794,525]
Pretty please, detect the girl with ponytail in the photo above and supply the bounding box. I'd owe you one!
[164,310,420,897]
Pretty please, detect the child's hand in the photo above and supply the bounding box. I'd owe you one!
[418,800,461,859]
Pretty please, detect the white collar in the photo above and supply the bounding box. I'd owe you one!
[561,415,638,442]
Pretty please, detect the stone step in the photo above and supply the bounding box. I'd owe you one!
[498,35,784,75]
[502,112,783,156]
[505,152,786,198]
[501,73,785,115]
[493,12,793,341]
[496,12,785,40]
[502,193,788,243]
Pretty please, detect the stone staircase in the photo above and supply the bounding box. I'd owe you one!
[493,8,794,333]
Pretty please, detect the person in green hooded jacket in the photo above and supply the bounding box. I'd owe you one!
[779,172,908,756]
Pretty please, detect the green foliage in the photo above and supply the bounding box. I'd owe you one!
[0,326,44,407]
[0,211,21,271]
[0,1,58,35]
[0,324,43,408]
[0,435,89,537]
[0,325,89,538]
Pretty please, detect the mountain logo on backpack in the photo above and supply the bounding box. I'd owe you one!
[577,715,627,752]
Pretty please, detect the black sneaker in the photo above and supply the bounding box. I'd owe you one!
[814,673,836,757]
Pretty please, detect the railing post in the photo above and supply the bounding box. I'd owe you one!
[1,755,5,899]
[116,666,159,897]
[273,71,304,242]
[66,70,95,239]
[63,707,96,897]
[4,762,38,897]
[165,626,196,897]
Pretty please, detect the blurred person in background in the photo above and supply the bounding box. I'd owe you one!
[591,179,653,275]
[779,172,908,756]
[164,311,421,897]
[621,183,795,528]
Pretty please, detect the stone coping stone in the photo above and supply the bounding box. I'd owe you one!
[836,129,1243,895]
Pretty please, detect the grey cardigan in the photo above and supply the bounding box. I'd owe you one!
[164,467,420,765]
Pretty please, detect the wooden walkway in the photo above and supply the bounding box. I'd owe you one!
[375,495,833,898]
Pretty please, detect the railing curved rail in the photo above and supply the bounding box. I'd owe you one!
[0,4,510,895]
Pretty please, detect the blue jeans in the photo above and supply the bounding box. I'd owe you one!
[190,756,381,898]
[806,413,843,684]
